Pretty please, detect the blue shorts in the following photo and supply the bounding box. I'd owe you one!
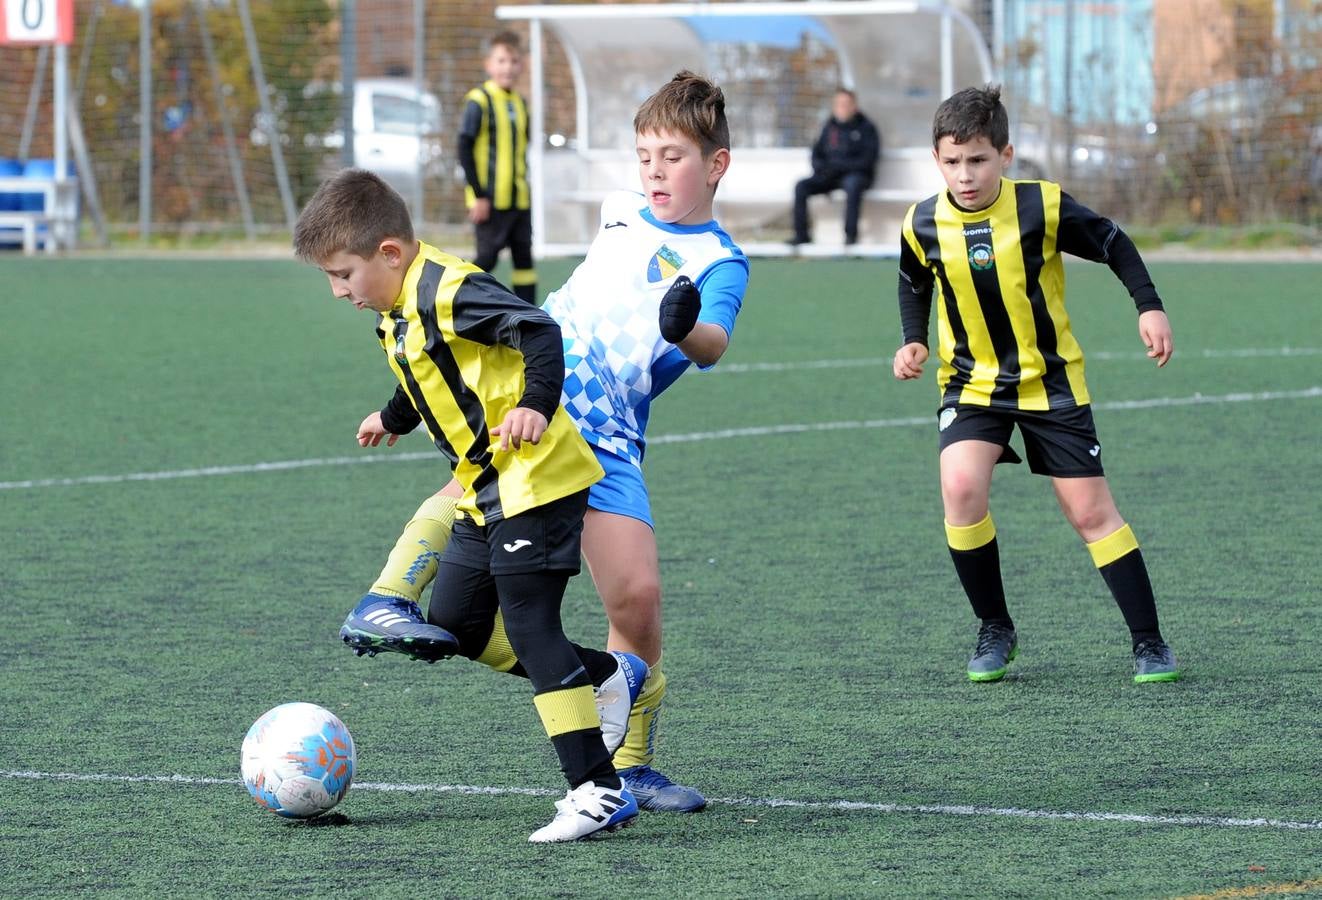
[587,444,653,528]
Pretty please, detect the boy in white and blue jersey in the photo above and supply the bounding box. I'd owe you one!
[347,72,748,813]
[550,187,746,493]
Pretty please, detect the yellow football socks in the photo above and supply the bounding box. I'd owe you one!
[368,493,457,601]
[945,513,996,551]
[475,610,519,673]
[612,662,666,770]
[1087,523,1140,569]
[532,685,601,737]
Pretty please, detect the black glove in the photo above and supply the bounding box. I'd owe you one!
[658,275,701,344]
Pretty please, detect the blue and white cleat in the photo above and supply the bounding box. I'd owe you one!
[528,781,639,843]
[338,593,459,663]
[619,764,708,813]
[595,652,648,755]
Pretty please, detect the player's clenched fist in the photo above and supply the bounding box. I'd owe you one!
[658,275,702,344]
[893,342,929,380]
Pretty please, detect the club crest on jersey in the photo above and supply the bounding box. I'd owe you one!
[392,319,409,366]
[968,243,995,271]
[647,245,686,283]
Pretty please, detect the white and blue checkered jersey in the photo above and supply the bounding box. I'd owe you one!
[543,190,749,467]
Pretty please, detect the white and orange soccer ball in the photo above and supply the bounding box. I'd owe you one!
[240,702,356,819]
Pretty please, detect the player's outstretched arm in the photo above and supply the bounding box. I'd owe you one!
[893,342,928,380]
[358,410,400,447]
[1138,309,1173,368]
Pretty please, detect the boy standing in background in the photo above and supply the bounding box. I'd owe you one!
[458,31,536,303]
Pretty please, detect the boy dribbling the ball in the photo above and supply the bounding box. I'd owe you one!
[892,85,1179,684]
[294,168,647,842]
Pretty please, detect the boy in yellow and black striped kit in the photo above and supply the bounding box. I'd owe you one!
[892,85,1179,684]
[458,31,535,303]
[294,168,646,843]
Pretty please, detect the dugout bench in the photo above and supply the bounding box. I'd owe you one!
[0,176,78,255]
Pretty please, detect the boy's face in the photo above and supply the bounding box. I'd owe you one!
[933,134,1014,211]
[636,129,729,226]
[318,241,408,313]
[485,44,522,90]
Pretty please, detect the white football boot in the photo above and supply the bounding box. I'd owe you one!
[595,651,648,755]
[528,781,639,843]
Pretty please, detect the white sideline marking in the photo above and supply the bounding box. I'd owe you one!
[2,386,1320,491]
[713,347,1322,374]
[1,769,1318,831]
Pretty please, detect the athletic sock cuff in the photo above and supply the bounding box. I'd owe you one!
[418,493,458,527]
[533,685,600,737]
[946,514,996,551]
[1088,523,1139,568]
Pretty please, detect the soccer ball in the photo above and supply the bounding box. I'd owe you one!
[240,702,356,819]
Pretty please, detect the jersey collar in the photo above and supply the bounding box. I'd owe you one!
[942,177,1013,221]
[639,205,716,234]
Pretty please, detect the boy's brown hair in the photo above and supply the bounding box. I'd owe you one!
[932,84,1010,150]
[489,30,521,55]
[633,70,729,158]
[293,168,413,263]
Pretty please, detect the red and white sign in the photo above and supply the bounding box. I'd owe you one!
[0,0,74,45]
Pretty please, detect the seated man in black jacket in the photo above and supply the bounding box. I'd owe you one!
[791,88,881,246]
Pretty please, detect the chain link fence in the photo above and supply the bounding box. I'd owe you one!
[1,0,1317,244]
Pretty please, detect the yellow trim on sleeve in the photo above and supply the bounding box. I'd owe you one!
[945,514,997,551]
[511,268,537,287]
[1087,523,1139,568]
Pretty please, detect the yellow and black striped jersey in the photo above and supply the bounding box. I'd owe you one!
[898,178,1163,411]
[457,80,530,211]
[376,242,601,525]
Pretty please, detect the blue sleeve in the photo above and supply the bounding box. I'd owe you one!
[694,257,748,339]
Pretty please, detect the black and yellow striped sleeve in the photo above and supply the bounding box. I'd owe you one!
[458,95,487,198]
[898,202,937,346]
[1056,193,1163,312]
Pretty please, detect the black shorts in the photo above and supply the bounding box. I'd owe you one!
[474,208,532,261]
[936,403,1105,478]
[440,489,588,575]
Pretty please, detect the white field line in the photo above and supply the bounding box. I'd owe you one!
[712,346,1322,373]
[3,386,1320,491]
[1,769,1319,832]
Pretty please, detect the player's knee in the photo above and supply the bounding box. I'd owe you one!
[940,469,988,514]
[1065,504,1121,540]
[602,578,661,630]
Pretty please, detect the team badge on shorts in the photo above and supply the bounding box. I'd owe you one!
[968,243,995,271]
[939,407,958,431]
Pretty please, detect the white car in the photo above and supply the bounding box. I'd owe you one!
[264,78,444,205]
[346,78,443,201]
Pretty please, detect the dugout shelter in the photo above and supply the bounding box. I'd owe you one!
[495,0,994,256]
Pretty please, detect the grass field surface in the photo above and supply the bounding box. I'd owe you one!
[2,256,1320,898]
